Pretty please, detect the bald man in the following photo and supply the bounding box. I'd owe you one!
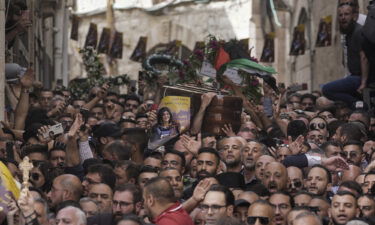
[341,165,361,182]
[287,166,304,196]
[143,177,193,225]
[47,174,83,208]
[263,162,288,193]
[293,212,322,225]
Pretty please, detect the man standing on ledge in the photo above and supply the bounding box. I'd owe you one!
[322,4,369,108]
[143,177,194,225]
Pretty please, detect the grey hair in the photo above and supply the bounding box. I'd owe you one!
[346,220,370,225]
[294,211,322,225]
[61,206,87,225]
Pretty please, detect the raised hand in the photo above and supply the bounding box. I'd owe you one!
[201,92,216,108]
[222,124,236,137]
[180,134,201,156]
[321,156,349,172]
[20,68,35,89]
[288,135,305,155]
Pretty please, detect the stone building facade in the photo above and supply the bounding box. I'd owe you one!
[69,0,370,91]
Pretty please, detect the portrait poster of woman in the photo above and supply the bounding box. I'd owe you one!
[290,24,306,56]
[260,32,275,63]
[316,16,332,47]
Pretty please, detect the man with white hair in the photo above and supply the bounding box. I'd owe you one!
[293,211,322,225]
[217,136,247,173]
[56,206,87,225]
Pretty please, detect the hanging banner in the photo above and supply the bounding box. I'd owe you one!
[290,24,306,55]
[260,32,275,62]
[97,28,111,54]
[316,16,332,47]
[130,36,148,62]
[109,31,123,59]
[70,15,80,41]
[84,23,98,48]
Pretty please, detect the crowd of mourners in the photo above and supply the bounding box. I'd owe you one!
[2,0,375,225]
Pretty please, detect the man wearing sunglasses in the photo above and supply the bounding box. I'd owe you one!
[287,167,304,196]
[342,140,364,166]
[247,200,275,225]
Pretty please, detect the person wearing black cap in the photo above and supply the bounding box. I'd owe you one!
[92,122,122,157]
[233,199,250,224]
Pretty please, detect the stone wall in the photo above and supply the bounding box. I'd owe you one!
[69,0,370,91]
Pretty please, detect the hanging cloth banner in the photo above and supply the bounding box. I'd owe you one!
[130,36,148,62]
[70,15,80,41]
[316,15,332,47]
[260,32,275,62]
[97,28,111,54]
[290,24,306,56]
[109,31,123,59]
[84,23,98,49]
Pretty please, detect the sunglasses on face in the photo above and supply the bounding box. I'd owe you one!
[340,151,358,158]
[247,216,269,225]
[309,123,326,130]
[289,180,302,188]
[30,173,40,181]
[309,206,320,213]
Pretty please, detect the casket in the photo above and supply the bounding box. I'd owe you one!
[162,84,243,136]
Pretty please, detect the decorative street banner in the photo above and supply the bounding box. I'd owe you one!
[109,31,123,59]
[84,23,98,49]
[70,15,80,41]
[130,36,148,62]
[316,15,332,47]
[290,24,306,55]
[97,28,111,54]
[159,96,191,132]
[260,32,275,62]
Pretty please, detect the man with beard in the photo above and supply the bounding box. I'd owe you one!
[87,183,142,225]
[305,165,331,198]
[218,136,246,173]
[242,140,268,187]
[263,162,288,194]
[329,191,359,225]
[183,148,220,199]
[159,167,184,200]
[342,140,364,167]
[143,177,193,225]
[322,4,369,108]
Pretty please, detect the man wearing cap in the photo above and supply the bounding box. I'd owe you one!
[92,122,122,156]
[233,199,250,224]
